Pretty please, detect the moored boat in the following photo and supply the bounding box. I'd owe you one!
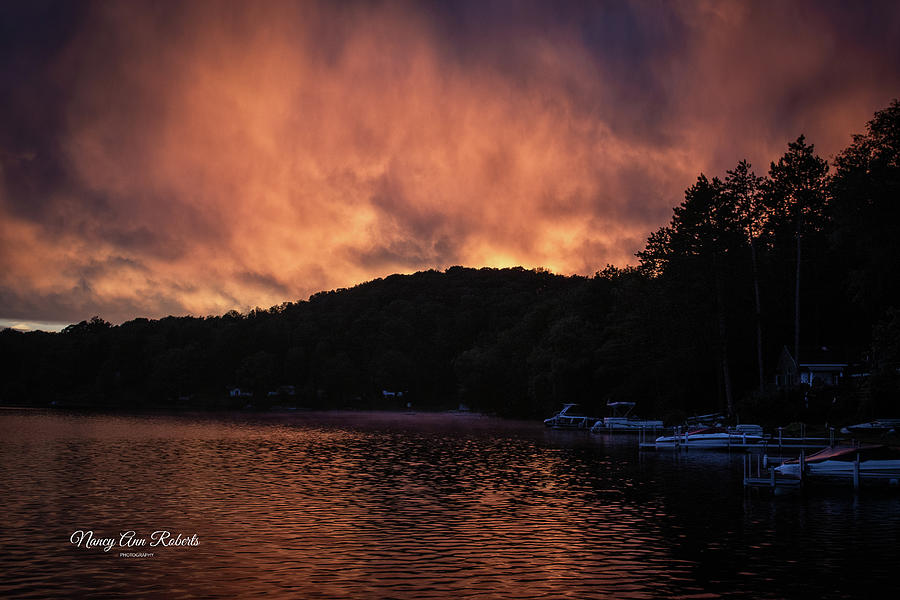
[593,417,665,432]
[591,401,664,432]
[655,426,765,448]
[775,444,900,480]
[543,404,599,429]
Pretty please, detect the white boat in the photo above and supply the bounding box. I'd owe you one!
[543,404,599,429]
[591,402,663,432]
[594,417,665,431]
[655,426,765,448]
[775,444,900,480]
[732,424,764,437]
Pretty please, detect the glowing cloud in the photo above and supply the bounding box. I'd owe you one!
[1,1,898,323]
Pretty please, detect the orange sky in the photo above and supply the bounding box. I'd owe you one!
[1,1,899,327]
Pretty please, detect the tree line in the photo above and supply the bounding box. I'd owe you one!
[1,100,899,425]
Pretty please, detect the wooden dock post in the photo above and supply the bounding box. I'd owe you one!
[853,453,860,490]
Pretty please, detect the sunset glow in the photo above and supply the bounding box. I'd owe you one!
[2,0,899,324]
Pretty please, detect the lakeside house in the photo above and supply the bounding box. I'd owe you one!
[775,346,848,388]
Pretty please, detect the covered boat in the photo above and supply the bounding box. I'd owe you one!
[775,444,900,480]
[655,426,764,448]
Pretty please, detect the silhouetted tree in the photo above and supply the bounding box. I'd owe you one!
[831,99,900,322]
[724,160,768,391]
[767,136,829,365]
[639,175,739,415]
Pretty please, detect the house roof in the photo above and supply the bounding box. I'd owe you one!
[793,345,848,366]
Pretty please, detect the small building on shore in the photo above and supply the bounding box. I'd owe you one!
[775,346,847,388]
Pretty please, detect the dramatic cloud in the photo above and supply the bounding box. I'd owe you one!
[1,0,899,325]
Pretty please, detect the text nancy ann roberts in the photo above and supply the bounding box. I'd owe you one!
[69,530,200,553]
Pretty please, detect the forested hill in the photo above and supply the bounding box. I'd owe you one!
[2,100,900,425]
[0,267,622,417]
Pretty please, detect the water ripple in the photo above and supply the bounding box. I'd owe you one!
[1,411,899,599]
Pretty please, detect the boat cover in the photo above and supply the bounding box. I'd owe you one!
[783,444,900,465]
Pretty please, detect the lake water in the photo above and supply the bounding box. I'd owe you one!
[1,410,898,599]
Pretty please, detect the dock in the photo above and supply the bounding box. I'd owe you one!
[743,453,805,491]
[639,439,831,451]
[741,450,896,492]
[638,425,840,454]
[743,474,804,490]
